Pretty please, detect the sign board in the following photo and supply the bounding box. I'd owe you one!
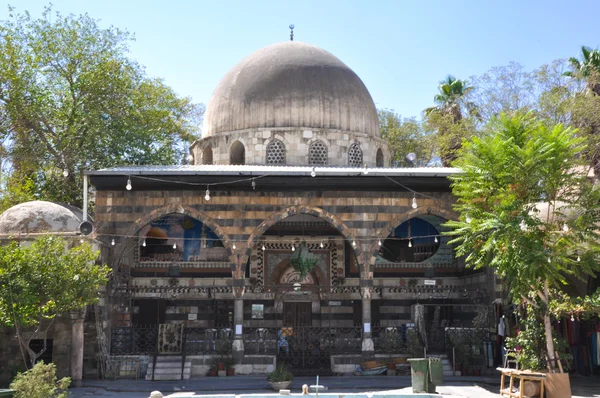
[424,280,437,286]
[328,301,342,306]
[364,323,371,333]
[187,313,197,320]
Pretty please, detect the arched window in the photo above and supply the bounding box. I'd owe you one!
[376,148,384,167]
[266,139,286,165]
[230,141,245,165]
[202,146,213,165]
[379,217,441,263]
[348,143,363,167]
[309,140,328,165]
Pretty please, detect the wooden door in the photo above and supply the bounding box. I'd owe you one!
[283,302,312,328]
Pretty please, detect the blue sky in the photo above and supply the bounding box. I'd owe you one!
[3,0,599,122]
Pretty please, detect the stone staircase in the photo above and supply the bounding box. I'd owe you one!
[146,356,191,380]
[427,354,459,377]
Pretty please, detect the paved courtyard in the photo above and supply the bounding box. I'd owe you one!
[68,375,600,398]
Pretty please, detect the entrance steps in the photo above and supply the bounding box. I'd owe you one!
[426,354,458,377]
[146,356,191,381]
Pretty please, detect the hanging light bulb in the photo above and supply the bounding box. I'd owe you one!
[352,240,356,247]
[261,244,266,251]
[466,215,472,223]
[434,236,438,243]
[79,239,84,244]
[252,180,256,190]
[126,178,132,191]
[111,238,115,246]
[577,255,581,262]
[563,222,569,232]
[63,169,69,177]
[205,187,211,201]
[412,194,418,209]
[408,239,412,248]
[142,239,146,247]
[571,314,575,322]
[378,239,382,246]
[320,240,324,248]
[173,242,177,249]
[232,243,236,250]
[363,164,369,175]
[311,167,316,178]
[292,245,295,252]
[548,257,551,263]
[520,220,527,231]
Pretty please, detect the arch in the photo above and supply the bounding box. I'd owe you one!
[243,205,359,271]
[309,140,328,165]
[115,204,234,266]
[348,142,363,167]
[376,148,384,167]
[230,141,245,165]
[266,139,286,165]
[272,257,327,287]
[202,146,213,165]
[366,204,458,265]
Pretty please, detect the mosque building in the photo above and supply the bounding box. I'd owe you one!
[0,37,497,382]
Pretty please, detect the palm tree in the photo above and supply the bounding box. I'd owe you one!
[563,46,600,95]
[425,76,478,166]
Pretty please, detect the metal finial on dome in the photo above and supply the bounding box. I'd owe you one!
[289,24,294,41]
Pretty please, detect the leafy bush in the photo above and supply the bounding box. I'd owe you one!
[267,362,293,382]
[9,362,70,398]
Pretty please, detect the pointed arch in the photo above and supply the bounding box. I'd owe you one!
[202,146,213,165]
[114,203,235,267]
[266,139,286,164]
[230,140,245,165]
[348,142,363,167]
[366,204,457,266]
[242,205,359,272]
[376,148,384,167]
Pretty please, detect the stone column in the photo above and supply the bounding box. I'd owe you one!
[360,283,374,360]
[69,308,86,387]
[232,282,245,363]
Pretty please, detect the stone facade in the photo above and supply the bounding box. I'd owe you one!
[191,128,391,167]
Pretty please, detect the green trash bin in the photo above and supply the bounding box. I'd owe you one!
[0,389,15,397]
[408,358,434,393]
[428,357,444,386]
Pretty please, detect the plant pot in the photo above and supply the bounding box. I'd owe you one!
[217,363,225,371]
[387,362,396,370]
[227,367,235,376]
[269,381,292,391]
[454,364,461,372]
[209,369,217,377]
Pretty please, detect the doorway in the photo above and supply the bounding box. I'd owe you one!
[283,302,312,328]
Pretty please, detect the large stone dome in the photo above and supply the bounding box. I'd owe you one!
[204,41,379,137]
[0,201,83,235]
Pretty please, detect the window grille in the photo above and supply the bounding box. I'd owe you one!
[309,140,328,165]
[348,143,363,167]
[266,139,286,164]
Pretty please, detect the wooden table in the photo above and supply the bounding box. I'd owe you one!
[497,368,546,398]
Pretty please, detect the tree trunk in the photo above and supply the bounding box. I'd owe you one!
[542,281,557,372]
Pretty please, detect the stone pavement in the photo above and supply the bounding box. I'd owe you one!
[69,375,600,398]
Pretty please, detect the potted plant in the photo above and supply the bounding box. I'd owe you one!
[289,241,318,279]
[225,357,235,376]
[216,333,232,371]
[267,362,293,391]
[208,365,217,377]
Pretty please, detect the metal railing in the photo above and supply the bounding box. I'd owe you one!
[111,325,158,355]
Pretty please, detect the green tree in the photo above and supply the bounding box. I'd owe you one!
[424,76,478,166]
[0,236,109,368]
[10,362,70,398]
[446,112,600,370]
[378,109,433,165]
[0,6,203,208]
[564,46,600,95]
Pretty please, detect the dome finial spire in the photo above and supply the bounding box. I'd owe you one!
[289,24,295,41]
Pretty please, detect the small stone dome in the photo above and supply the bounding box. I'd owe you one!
[204,41,379,137]
[0,201,83,235]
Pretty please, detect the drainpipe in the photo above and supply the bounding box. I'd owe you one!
[83,175,88,222]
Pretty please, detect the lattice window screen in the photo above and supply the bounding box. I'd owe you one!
[266,140,286,164]
[309,140,328,165]
[348,143,363,167]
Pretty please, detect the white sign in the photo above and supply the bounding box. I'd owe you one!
[187,313,197,320]
[328,301,342,306]
[364,322,371,333]
[424,280,437,286]
[236,324,243,335]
